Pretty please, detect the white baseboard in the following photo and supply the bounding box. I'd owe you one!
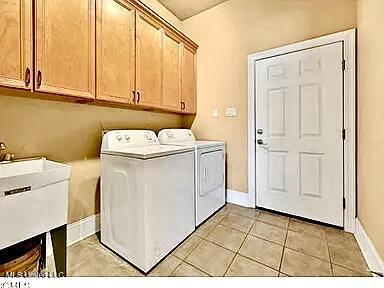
[46,214,100,257]
[354,218,384,275]
[226,189,252,207]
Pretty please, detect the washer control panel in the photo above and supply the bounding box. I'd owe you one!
[102,130,159,150]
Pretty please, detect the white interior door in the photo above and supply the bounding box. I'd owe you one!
[255,42,344,226]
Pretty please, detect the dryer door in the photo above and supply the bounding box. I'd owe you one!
[197,149,225,225]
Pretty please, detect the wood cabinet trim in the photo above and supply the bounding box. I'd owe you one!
[126,0,198,52]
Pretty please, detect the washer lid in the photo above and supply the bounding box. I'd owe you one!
[101,145,194,159]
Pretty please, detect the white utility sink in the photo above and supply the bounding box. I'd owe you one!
[0,158,71,250]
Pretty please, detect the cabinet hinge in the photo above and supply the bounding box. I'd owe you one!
[342,128,346,140]
[343,198,346,210]
[342,59,346,71]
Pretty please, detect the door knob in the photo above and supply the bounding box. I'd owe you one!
[257,139,268,146]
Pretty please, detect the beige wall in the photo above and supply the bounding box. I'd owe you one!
[0,0,183,224]
[0,90,182,223]
[357,0,384,260]
[182,0,357,192]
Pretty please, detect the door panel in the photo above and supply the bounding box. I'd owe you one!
[196,149,225,225]
[181,45,196,114]
[255,42,344,226]
[35,0,95,98]
[136,12,162,108]
[0,0,32,89]
[162,30,182,112]
[96,0,135,103]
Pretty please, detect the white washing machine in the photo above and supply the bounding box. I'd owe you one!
[100,130,195,273]
[158,129,225,226]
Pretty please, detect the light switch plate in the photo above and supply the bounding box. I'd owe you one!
[225,107,237,117]
[212,108,218,118]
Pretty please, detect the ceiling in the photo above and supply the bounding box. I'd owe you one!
[158,0,228,20]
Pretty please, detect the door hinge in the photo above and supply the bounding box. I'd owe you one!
[342,128,346,140]
[343,198,346,210]
[342,59,346,71]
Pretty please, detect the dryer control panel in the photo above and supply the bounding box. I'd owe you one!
[101,130,159,151]
[158,129,196,144]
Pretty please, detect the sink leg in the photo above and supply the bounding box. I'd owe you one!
[50,224,67,277]
[39,233,47,271]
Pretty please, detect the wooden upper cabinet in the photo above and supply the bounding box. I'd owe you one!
[96,0,135,103]
[162,30,182,112]
[135,12,162,108]
[35,0,95,99]
[0,0,32,90]
[182,45,197,114]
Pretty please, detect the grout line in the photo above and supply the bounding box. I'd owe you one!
[180,260,211,277]
[325,230,334,276]
[168,260,184,277]
[278,218,290,273]
[236,251,280,273]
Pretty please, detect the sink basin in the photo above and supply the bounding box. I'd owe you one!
[0,158,71,250]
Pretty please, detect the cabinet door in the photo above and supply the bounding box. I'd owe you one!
[182,45,197,114]
[35,0,95,98]
[136,12,162,108]
[162,30,182,112]
[0,0,32,89]
[96,0,135,103]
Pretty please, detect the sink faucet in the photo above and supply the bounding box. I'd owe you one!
[0,142,15,163]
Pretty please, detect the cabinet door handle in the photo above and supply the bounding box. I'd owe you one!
[180,101,183,110]
[137,91,140,103]
[36,70,42,88]
[24,67,31,87]
[182,101,186,110]
[132,90,136,103]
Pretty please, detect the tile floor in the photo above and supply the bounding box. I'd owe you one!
[49,204,371,277]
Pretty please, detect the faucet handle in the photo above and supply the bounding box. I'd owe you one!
[0,142,6,150]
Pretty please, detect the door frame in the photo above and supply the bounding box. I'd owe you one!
[247,29,356,233]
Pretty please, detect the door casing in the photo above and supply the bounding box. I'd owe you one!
[247,29,356,233]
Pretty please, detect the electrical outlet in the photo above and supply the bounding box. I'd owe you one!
[225,107,237,117]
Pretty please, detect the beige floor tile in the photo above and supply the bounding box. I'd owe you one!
[225,255,278,277]
[185,240,235,276]
[210,210,228,223]
[332,264,371,277]
[171,262,209,277]
[281,248,332,277]
[194,220,217,238]
[279,272,289,277]
[230,206,260,220]
[325,228,356,246]
[173,235,202,260]
[288,219,326,239]
[328,240,369,273]
[250,221,287,245]
[206,224,246,252]
[68,245,142,277]
[67,240,98,271]
[285,230,329,261]
[219,213,255,233]
[148,255,182,277]
[257,212,289,229]
[238,235,283,270]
